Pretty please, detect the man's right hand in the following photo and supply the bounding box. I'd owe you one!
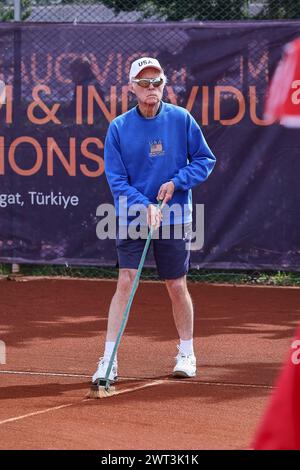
[147,204,162,231]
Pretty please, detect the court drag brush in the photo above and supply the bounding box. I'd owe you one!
[87,379,117,398]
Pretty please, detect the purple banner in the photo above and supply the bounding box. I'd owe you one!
[0,21,300,270]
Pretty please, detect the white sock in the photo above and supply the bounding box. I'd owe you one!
[179,338,194,356]
[103,341,117,362]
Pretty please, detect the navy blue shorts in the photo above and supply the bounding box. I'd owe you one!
[116,223,192,280]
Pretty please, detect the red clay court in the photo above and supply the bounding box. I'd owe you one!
[0,277,299,449]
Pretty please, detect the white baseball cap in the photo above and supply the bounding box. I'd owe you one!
[129,57,163,81]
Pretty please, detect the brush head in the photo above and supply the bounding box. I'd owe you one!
[86,380,117,399]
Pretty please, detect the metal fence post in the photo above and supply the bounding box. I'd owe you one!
[12,1,22,276]
[14,0,22,21]
[12,263,20,274]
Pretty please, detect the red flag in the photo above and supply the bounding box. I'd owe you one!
[253,40,300,449]
[252,326,300,450]
[265,38,300,127]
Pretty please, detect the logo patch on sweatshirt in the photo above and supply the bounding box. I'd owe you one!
[149,140,164,157]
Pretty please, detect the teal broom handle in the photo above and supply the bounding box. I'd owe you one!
[104,201,162,389]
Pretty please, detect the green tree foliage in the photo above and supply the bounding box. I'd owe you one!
[257,0,300,19]
[0,0,31,21]
[1,1,300,22]
[101,0,248,20]
[0,1,14,21]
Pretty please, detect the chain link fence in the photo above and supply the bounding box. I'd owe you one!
[2,262,300,285]
[1,1,300,23]
[1,1,300,284]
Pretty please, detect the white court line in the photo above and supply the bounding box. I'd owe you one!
[0,369,274,389]
[101,379,164,398]
[0,403,75,426]
[0,369,90,378]
[166,379,273,389]
[0,380,163,426]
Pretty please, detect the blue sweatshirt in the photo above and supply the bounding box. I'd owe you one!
[104,101,216,225]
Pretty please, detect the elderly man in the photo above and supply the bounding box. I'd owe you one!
[92,57,216,383]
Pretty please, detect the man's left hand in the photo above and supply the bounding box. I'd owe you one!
[157,181,175,208]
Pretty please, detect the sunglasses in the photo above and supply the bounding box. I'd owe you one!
[131,77,164,88]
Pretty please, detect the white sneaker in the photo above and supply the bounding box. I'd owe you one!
[92,357,118,383]
[173,346,196,378]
